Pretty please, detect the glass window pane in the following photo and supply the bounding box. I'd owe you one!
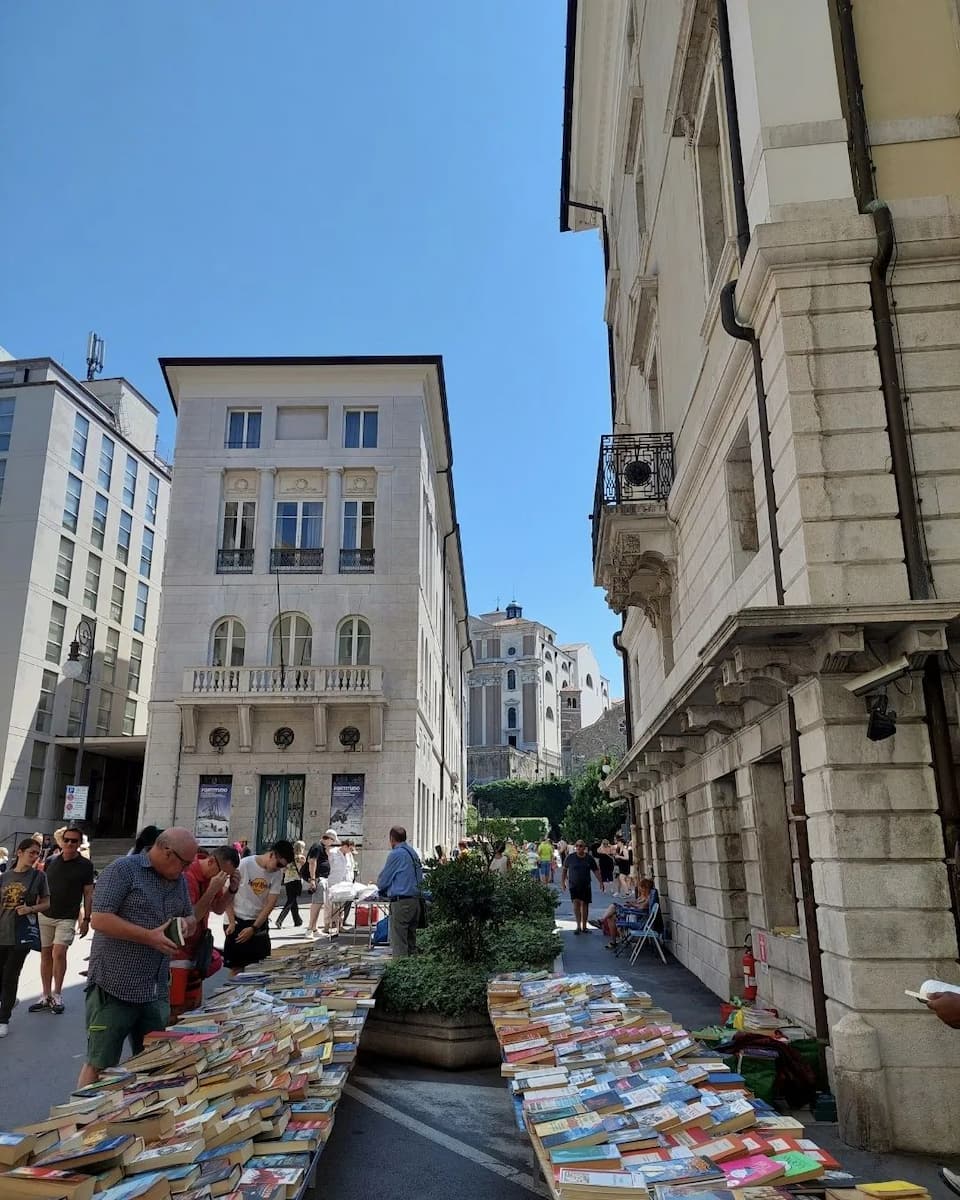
[102,627,119,684]
[0,396,14,452]
[129,639,144,692]
[92,493,108,549]
[123,697,137,735]
[46,602,66,663]
[146,474,159,524]
[98,437,115,489]
[117,510,132,563]
[63,474,82,532]
[123,455,138,507]
[67,680,85,736]
[275,502,297,548]
[356,620,371,665]
[344,410,361,447]
[71,414,89,472]
[55,537,74,597]
[300,503,322,549]
[36,670,57,733]
[96,688,112,735]
[111,569,126,622]
[342,501,357,549]
[140,528,154,578]
[84,553,101,609]
[246,411,261,448]
[134,581,148,633]
[362,411,378,448]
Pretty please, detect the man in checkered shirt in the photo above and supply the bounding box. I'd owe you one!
[77,827,197,1086]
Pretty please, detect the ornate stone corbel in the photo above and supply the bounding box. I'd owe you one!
[683,704,744,734]
[813,626,865,674]
[891,624,947,669]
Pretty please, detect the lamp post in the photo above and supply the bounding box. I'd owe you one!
[62,618,95,786]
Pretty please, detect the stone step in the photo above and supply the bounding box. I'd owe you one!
[88,837,132,871]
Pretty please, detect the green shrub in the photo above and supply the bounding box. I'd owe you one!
[378,955,491,1017]
[496,866,559,924]
[492,919,561,971]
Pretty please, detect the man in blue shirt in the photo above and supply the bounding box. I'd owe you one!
[376,826,422,957]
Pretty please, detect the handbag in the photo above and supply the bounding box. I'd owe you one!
[14,869,42,952]
[193,927,215,978]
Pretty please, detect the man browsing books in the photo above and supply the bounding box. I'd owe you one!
[29,823,94,1016]
[560,840,604,934]
[223,839,293,971]
[78,827,198,1086]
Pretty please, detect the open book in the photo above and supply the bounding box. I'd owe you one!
[904,978,960,1002]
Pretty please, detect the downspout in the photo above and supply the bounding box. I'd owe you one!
[715,0,830,1051]
[834,0,960,947]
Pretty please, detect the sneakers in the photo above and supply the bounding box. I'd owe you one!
[28,997,53,1013]
[51,995,65,1015]
[0,1024,7,1038]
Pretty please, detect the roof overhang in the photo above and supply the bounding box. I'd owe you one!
[55,735,147,763]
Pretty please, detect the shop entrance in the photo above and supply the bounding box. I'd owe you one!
[256,775,305,849]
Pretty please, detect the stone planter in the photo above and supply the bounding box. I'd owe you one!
[360,1006,501,1070]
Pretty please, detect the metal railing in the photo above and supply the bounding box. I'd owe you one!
[216,548,254,573]
[339,548,375,574]
[224,439,260,450]
[270,547,324,572]
[184,664,383,697]
[592,433,674,560]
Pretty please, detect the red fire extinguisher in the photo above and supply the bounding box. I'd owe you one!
[742,936,757,1002]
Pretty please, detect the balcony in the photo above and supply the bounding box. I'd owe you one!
[184,664,383,699]
[339,548,375,574]
[216,548,254,573]
[591,433,676,615]
[270,547,324,573]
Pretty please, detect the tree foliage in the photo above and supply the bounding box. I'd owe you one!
[561,760,623,845]
[471,777,572,833]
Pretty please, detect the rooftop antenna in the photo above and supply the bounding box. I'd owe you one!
[86,332,105,381]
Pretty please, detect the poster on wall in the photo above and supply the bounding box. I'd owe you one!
[329,774,364,843]
[195,775,232,847]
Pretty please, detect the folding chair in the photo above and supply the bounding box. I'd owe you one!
[612,905,650,957]
[627,902,667,965]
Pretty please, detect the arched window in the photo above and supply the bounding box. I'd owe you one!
[506,668,516,690]
[211,618,245,667]
[546,706,555,720]
[270,613,312,666]
[586,673,594,688]
[337,615,371,665]
[507,706,517,729]
[545,649,553,661]
[545,670,553,684]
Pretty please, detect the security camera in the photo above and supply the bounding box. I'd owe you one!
[842,655,911,697]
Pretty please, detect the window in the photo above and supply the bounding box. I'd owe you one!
[98,436,115,489]
[696,75,730,288]
[55,537,74,598]
[545,649,553,661]
[92,493,108,549]
[123,697,137,735]
[340,500,375,572]
[506,668,516,690]
[726,420,759,577]
[122,454,138,507]
[25,742,47,818]
[546,706,555,721]
[140,528,154,578]
[0,396,13,451]
[36,670,57,733]
[145,474,160,525]
[218,500,256,571]
[585,673,594,688]
[102,627,120,685]
[96,688,113,736]
[66,679,86,736]
[337,616,371,666]
[70,412,90,472]
[507,706,518,730]
[544,670,552,684]
[111,568,126,622]
[226,409,261,449]
[211,618,246,667]
[117,510,132,564]
[63,474,82,532]
[273,500,323,570]
[46,602,66,664]
[134,581,148,634]
[128,639,144,692]
[508,734,517,748]
[344,409,378,448]
[270,614,312,667]
[83,553,101,610]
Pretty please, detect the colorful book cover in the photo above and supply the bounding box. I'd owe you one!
[549,1143,623,1165]
[721,1154,786,1187]
[557,1169,646,1189]
[98,1174,169,1200]
[770,1151,824,1181]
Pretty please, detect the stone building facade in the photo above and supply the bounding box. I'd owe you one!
[139,357,470,877]
[0,353,170,842]
[561,0,960,1153]
[466,605,611,784]
[567,699,628,778]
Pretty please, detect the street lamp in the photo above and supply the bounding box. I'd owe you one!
[63,618,95,785]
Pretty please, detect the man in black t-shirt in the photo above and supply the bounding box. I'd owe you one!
[30,824,95,1015]
[561,839,604,935]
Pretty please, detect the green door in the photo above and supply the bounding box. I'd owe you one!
[256,775,305,849]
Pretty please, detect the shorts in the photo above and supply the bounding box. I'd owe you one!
[39,915,77,948]
[84,983,169,1069]
[569,884,592,904]
[538,861,552,880]
[223,918,271,969]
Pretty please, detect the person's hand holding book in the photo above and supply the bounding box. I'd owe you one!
[928,991,960,1028]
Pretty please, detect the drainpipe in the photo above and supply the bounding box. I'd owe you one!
[715,0,830,1051]
[834,0,960,947]
[567,199,618,425]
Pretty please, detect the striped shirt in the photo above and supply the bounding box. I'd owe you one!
[88,851,193,1004]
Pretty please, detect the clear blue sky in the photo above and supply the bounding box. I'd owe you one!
[0,2,622,687]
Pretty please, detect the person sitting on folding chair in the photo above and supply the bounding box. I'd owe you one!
[598,878,661,949]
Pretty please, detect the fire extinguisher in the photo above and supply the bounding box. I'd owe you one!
[742,936,757,1002]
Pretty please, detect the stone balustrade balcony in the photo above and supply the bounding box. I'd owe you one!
[183,663,383,700]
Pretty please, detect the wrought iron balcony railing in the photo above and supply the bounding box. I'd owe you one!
[339,548,375,574]
[592,433,674,560]
[270,547,324,572]
[216,547,254,573]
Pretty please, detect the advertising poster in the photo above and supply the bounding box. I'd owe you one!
[329,774,364,843]
[195,775,232,847]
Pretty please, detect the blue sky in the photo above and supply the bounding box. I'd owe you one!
[0,2,621,686]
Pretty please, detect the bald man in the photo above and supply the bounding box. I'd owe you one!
[77,826,198,1086]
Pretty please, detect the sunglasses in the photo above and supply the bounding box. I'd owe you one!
[63,838,81,845]
[164,845,193,868]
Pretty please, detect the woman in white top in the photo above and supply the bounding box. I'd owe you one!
[489,842,510,875]
[322,832,350,935]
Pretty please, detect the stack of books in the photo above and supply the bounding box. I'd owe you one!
[0,940,389,1200]
[488,972,860,1200]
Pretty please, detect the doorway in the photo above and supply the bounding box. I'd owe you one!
[257,775,305,849]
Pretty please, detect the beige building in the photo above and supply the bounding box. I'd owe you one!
[466,604,611,785]
[562,0,960,1153]
[0,352,170,844]
[139,357,470,876]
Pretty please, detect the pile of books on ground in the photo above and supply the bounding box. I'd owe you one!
[0,941,388,1200]
[488,971,859,1200]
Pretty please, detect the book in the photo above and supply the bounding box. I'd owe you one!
[165,916,191,947]
[0,1130,59,1167]
[195,1159,243,1197]
[32,1133,144,1172]
[769,1152,825,1183]
[97,1175,173,1200]
[558,1169,651,1195]
[198,1141,254,1168]
[763,1137,839,1169]
[237,1168,305,1200]
[126,1138,205,1173]
[0,1167,98,1200]
[857,1185,929,1198]
[721,1156,786,1187]
[549,1144,624,1168]
[88,1107,176,1143]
